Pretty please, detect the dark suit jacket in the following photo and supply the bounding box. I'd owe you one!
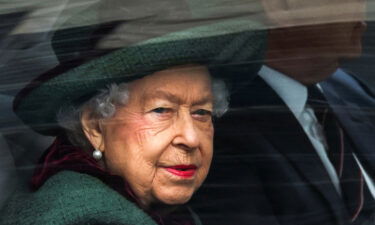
[191,69,375,225]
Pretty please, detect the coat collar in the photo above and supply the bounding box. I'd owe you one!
[320,77,375,178]
[258,65,308,118]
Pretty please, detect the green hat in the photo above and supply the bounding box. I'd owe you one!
[13,3,266,136]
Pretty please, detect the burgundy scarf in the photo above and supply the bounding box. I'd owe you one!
[31,135,195,225]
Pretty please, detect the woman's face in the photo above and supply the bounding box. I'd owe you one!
[90,65,214,207]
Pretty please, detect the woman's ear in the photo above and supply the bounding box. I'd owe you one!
[81,108,105,152]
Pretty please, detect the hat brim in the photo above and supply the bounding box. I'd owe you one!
[14,18,265,135]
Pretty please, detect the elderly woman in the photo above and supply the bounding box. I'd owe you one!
[56,64,227,208]
[0,6,264,224]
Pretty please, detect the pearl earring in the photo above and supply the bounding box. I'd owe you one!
[92,149,102,160]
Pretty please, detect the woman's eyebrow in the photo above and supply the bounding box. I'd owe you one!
[143,91,213,105]
[192,96,214,106]
[143,90,181,104]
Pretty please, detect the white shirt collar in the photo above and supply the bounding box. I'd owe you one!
[258,65,307,119]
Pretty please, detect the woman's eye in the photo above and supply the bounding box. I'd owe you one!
[151,107,171,114]
[193,109,212,116]
[192,109,212,121]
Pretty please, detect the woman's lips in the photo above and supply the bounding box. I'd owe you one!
[164,165,197,178]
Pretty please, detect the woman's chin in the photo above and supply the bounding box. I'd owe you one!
[153,189,194,206]
[161,196,192,206]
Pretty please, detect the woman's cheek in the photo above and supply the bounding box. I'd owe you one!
[127,121,171,165]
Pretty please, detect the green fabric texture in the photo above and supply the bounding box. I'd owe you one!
[14,18,265,136]
[0,171,158,225]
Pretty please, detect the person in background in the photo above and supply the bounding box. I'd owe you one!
[193,0,375,224]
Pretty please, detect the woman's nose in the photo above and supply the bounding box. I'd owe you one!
[172,114,200,151]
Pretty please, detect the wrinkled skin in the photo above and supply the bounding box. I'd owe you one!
[82,65,214,208]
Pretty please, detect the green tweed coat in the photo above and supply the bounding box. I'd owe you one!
[0,171,163,225]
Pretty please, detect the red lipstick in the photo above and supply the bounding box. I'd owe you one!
[165,165,197,178]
